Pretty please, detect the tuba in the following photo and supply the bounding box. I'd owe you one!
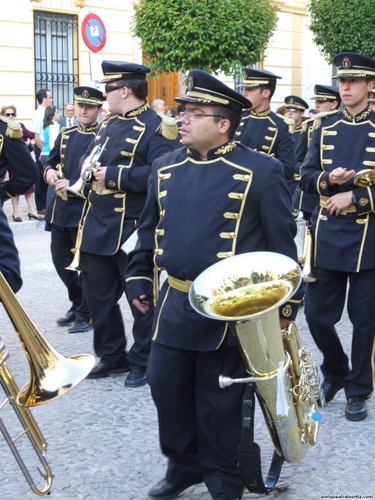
[0,272,95,494]
[189,252,322,471]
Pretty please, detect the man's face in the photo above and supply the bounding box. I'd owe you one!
[180,105,223,151]
[339,78,374,110]
[315,100,338,113]
[78,104,99,127]
[65,105,75,118]
[103,82,125,114]
[285,108,304,126]
[43,91,53,107]
[242,87,266,112]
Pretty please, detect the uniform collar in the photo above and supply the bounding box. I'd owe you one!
[188,140,237,160]
[77,123,98,133]
[342,106,371,123]
[250,108,271,117]
[124,102,149,118]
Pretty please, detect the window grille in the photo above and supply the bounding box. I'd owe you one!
[34,11,79,112]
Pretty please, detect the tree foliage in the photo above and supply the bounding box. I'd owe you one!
[132,0,277,76]
[308,0,375,63]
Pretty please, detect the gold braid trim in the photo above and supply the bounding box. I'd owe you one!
[312,110,340,131]
[214,141,237,155]
[250,108,271,117]
[126,103,149,118]
[342,107,371,123]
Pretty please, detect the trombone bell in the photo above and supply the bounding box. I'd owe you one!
[0,272,95,407]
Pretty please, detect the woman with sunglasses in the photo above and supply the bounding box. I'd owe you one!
[0,104,39,222]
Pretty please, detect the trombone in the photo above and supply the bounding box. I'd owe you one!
[0,272,95,495]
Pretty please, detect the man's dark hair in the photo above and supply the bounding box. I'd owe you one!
[36,89,50,105]
[116,79,148,101]
[213,106,242,139]
[258,84,276,99]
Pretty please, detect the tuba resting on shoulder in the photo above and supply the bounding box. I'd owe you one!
[189,252,323,490]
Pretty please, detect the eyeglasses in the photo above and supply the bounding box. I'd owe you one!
[105,84,123,94]
[5,113,15,117]
[180,111,224,121]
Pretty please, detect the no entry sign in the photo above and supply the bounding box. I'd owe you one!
[81,13,107,52]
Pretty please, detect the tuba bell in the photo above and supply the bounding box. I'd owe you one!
[0,271,95,494]
[189,252,322,468]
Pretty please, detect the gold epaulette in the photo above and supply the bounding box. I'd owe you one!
[0,115,23,139]
[301,118,314,133]
[156,112,179,141]
[312,110,340,131]
[276,113,295,134]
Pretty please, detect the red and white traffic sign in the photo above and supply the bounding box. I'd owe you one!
[81,13,106,52]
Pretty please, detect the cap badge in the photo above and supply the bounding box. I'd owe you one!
[342,57,352,69]
[288,97,295,104]
[187,75,194,91]
[242,70,248,79]
[314,86,317,93]
[82,89,90,98]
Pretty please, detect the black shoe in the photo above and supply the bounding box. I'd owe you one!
[322,380,344,403]
[214,497,240,500]
[28,213,44,221]
[68,319,92,334]
[148,478,200,499]
[345,396,367,421]
[125,366,147,387]
[12,215,22,222]
[86,359,130,379]
[56,311,75,326]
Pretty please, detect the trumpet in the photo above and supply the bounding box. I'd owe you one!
[67,137,110,199]
[0,272,95,495]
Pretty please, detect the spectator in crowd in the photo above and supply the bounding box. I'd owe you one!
[0,107,38,208]
[58,102,79,129]
[31,89,53,215]
[151,98,165,113]
[0,104,40,222]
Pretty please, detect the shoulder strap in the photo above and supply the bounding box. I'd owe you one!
[238,384,285,494]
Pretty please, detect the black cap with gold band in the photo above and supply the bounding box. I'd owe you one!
[333,52,375,79]
[74,86,104,107]
[238,68,281,89]
[98,61,150,83]
[284,95,309,111]
[368,89,375,103]
[175,69,251,114]
[312,84,341,102]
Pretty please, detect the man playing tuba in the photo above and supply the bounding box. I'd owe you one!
[126,69,303,500]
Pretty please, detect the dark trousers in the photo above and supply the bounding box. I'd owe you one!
[147,342,247,499]
[304,267,375,399]
[36,152,48,211]
[80,249,153,368]
[50,225,91,322]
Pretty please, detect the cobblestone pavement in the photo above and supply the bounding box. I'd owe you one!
[0,199,374,499]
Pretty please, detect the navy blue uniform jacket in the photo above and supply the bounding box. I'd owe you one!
[235,109,297,182]
[301,107,375,272]
[80,105,180,255]
[44,124,98,227]
[126,141,303,352]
